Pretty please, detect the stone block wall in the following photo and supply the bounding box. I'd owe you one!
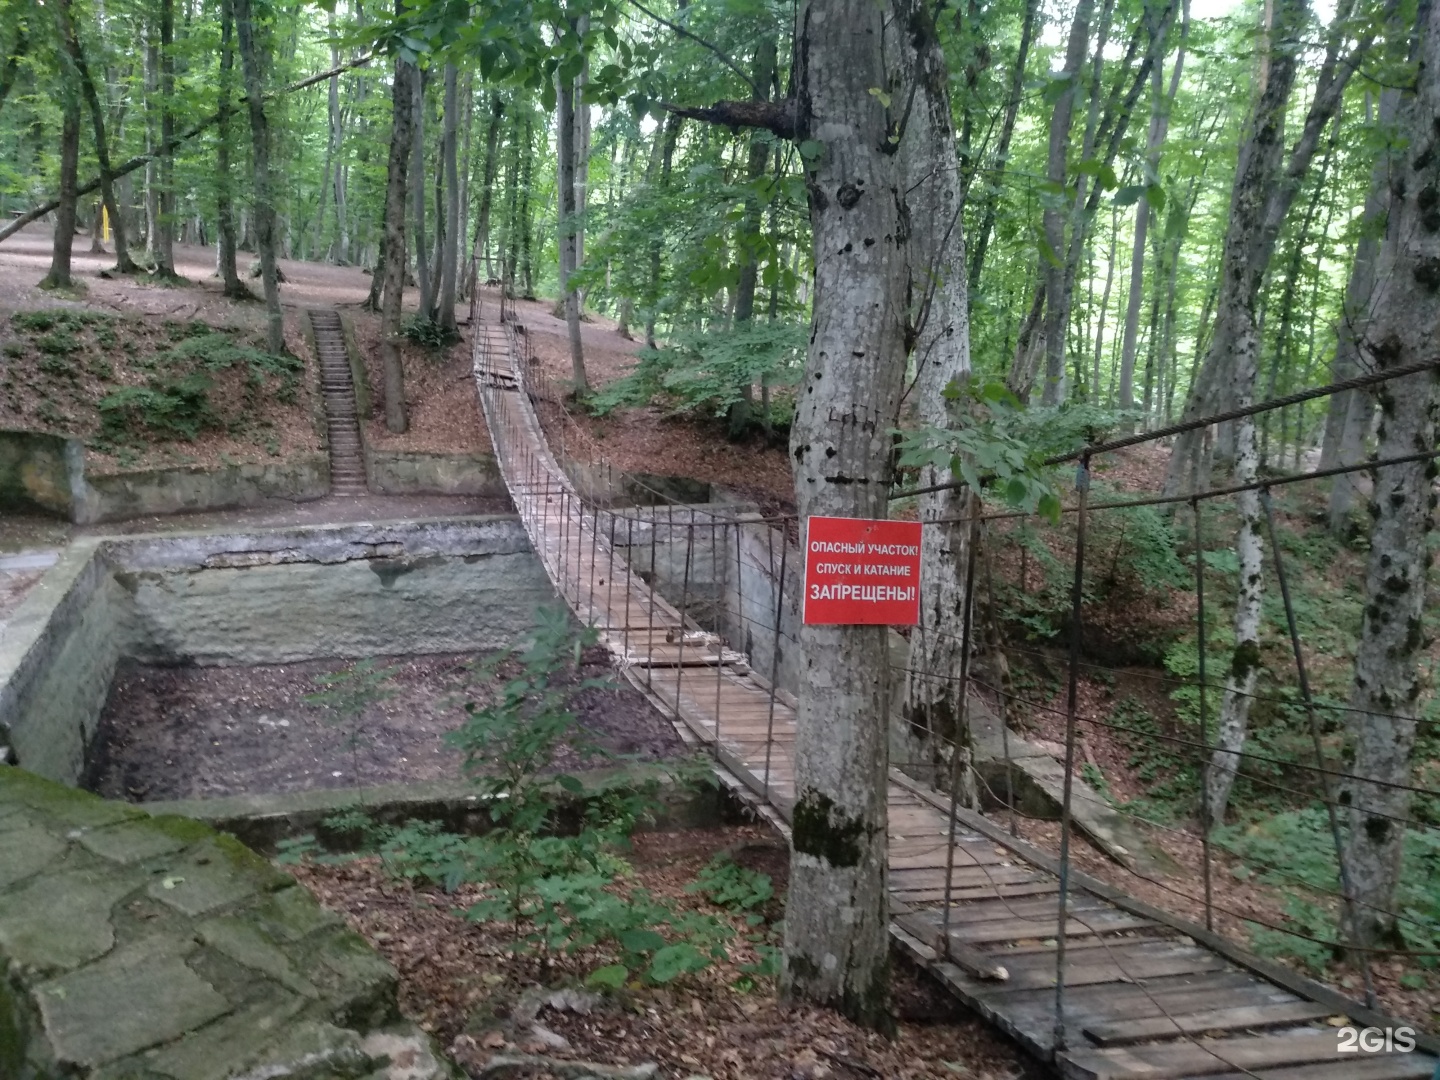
[0,767,449,1080]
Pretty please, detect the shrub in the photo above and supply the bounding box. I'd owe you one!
[402,315,460,349]
[371,605,730,986]
[99,372,218,441]
[587,320,805,433]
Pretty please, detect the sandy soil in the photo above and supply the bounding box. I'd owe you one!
[86,646,687,803]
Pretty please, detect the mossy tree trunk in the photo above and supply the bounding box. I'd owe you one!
[1341,0,1440,947]
[781,0,910,1034]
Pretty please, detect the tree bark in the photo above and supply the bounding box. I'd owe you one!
[155,0,175,276]
[476,93,504,282]
[894,0,975,804]
[438,63,460,331]
[380,55,415,432]
[1324,90,1399,532]
[57,7,135,273]
[645,113,682,348]
[1340,0,1440,947]
[215,0,245,297]
[233,0,284,353]
[557,64,588,391]
[1164,0,1372,496]
[1036,0,1095,405]
[781,0,909,1033]
[967,0,1039,293]
[412,68,432,319]
[42,42,81,289]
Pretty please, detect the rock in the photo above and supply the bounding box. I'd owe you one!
[528,1023,569,1050]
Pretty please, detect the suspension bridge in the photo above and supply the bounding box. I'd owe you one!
[468,293,1437,1080]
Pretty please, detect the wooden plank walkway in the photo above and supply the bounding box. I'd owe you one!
[471,314,1438,1079]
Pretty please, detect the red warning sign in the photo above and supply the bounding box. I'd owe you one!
[802,516,923,626]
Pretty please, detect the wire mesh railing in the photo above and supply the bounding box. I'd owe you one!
[466,267,1440,1066]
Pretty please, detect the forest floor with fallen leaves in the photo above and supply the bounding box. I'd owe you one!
[292,825,1038,1080]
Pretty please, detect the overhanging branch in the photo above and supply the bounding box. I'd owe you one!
[656,98,798,140]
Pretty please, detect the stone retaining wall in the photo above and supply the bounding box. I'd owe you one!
[365,450,505,497]
[0,766,450,1080]
[0,517,557,786]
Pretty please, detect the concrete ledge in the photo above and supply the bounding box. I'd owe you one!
[0,765,453,1080]
[0,517,558,785]
[78,455,332,525]
[144,764,725,853]
[366,450,505,497]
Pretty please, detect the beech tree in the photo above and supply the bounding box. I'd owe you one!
[1340,0,1440,948]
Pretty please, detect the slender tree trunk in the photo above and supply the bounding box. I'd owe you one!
[233,0,284,353]
[1164,0,1372,496]
[215,0,244,296]
[968,0,1039,292]
[1036,0,1095,405]
[155,0,175,276]
[380,55,414,432]
[557,66,587,391]
[57,5,135,273]
[727,34,778,437]
[315,26,342,262]
[143,23,159,258]
[476,93,504,282]
[520,115,534,297]
[782,0,908,1032]
[1093,205,1119,400]
[438,63,460,331]
[42,44,81,289]
[645,113,681,348]
[411,68,431,318]
[1341,0,1440,947]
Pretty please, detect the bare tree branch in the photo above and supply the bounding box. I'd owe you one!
[655,98,797,139]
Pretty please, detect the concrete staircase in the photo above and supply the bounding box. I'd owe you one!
[309,310,368,496]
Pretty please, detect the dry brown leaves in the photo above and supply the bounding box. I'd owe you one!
[291,827,1032,1080]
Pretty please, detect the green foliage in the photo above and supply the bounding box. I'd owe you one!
[304,658,401,787]
[587,321,805,433]
[1105,696,1196,824]
[1214,809,1440,971]
[99,374,218,441]
[372,604,731,987]
[688,853,774,916]
[402,315,461,349]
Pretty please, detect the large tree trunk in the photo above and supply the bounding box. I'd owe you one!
[380,56,414,432]
[437,63,460,332]
[215,0,245,297]
[895,0,974,804]
[781,0,909,1033]
[556,66,587,392]
[57,7,135,273]
[1341,0,1440,948]
[233,0,284,353]
[42,45,81,290]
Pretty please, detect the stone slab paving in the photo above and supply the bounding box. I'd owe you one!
[0,765,456,1080]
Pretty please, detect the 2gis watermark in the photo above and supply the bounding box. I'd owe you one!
[1336,1025,1419,1054]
